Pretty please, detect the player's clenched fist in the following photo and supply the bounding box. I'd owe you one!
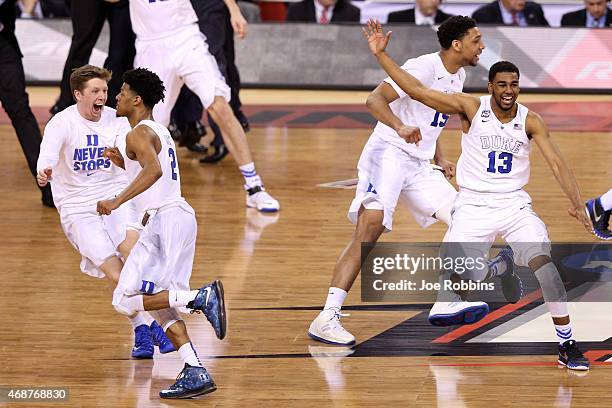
[37,167,53,187]
[97,198,119,215]
[396,125,422,145]
[103,147,125,169]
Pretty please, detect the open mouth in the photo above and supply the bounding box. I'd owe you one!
[501,95,513,104]
[93,103,104,113]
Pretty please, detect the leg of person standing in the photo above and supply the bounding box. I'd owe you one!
[51,0,106,113]
[0,26,53,206]
[104,0,135,108]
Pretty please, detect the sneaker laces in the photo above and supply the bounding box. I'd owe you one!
[565,342,585,359]
[327,309,350,331]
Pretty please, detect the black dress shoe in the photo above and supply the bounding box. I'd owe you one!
[236,110,250,133]
[41,185,55,208]
[179,121,208,153]
[185,142,208,153]
[168,121,181,141]
[199,144,228,164]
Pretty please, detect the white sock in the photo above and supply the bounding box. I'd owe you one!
[555,323,573,345]
[600,189,612,211]
[178,342,203,367]
[142,312,154,326]
[168,290,200,308]
[240,162,262,190]
[128,312,148,329]
[324,287,347,310]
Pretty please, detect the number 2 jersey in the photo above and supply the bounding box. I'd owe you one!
[121,120,186,214]
[457,95,531,193]
[372,52,466,160]
[37,105,131,214]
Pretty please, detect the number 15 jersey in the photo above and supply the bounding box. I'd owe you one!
[457,96,531,193]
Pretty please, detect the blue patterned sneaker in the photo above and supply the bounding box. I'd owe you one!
[187,280,227,340]
[150,321,176,354]
[586,198,612,240]
[132,324,154,359]
[497,246,523,303]
[558,340,590,371]
[159,364,217,399]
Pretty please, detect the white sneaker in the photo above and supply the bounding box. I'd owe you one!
[428,300,489,327]
[308,308,356,346]
[246,187,280,212]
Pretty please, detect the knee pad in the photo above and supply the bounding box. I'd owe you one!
[433,201,453,226]
[149,308,182,332]
[534,262,567,303]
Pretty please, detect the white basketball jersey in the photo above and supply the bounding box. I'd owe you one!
[372,52,466,160]
[457,96,531,193]
[123,120,185,214]
[130,0,198,40]
[37,105,131,213]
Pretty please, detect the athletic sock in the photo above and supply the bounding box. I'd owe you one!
[240,162,262,190]
[600,189,612,212]
[324,287,347,310]
[178,342,203,367]
[555,323,574,345]
[128,312,148,329]
[168,290,200,308]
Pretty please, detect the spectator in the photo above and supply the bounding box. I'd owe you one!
[561,0,611,27]
[388,0,453,25]
[287,0,360,24]
[0,0,54,206]
[472,0,549,26]
[50,0,135,115]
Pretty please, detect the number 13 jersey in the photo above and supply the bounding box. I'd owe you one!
[457,96,531,193]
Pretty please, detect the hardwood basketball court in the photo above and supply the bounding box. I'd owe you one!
[0,88,610,407]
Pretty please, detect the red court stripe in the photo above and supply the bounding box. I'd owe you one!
[432,289,543,344]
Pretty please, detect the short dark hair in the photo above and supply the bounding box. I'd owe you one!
[70,64,111,95]
[437,16,477,50]
[122,68,166,108]
[488,61,520,82]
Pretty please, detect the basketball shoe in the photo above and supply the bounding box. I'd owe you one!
[308,308,356,346]
[159,364,216,399]
[558,340,590,371]
[428,299,489,326]
[585,198,612,240]
[187,280,227,340]
[132,324,154,359]
[495,246,523,303]
[150,321,176,354]
[246,186,280,212]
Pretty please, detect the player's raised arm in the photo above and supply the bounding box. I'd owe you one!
[528,111,592,234]
[97,126,162,215]
[363,19,477,117]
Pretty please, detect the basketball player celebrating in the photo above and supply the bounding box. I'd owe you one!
[308,16,521,346]
[97,68,226,399]
[128,0,279,212]
[36,65,174,359]
[364,19,592,370]
[585,189,612,240]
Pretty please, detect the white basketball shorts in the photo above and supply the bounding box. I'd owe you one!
[444,188,551,267]
[134,25,231,127]
[60,202,138,278]
[112,202,196,309]
[348,134,457,231]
